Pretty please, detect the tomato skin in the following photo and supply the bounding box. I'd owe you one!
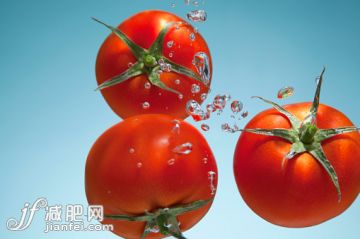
[85,114,217,238]
[96,10,212,119]
[234,102,360,227]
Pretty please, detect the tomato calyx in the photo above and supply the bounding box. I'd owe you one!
[92,18,207,95]
[241,68,359,201]
[104,199,211,239]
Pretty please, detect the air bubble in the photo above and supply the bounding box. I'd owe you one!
[277,86,294,99]
[168,158,175,165]
[142,102,150,109]
[187,10,207,22]
[230,100,243,114]
[193,52,211,85]
[144,82,151,89]
[191,84,201,93]
[201,123,210,131]
[172,142,193,155]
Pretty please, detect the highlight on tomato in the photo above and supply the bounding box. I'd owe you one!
[233,68,360,227]
[85,114,218,239]
[93,10,212,119]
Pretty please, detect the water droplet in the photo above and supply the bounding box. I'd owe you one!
[184,0,190,5]
[206,103,215,112]
[221,123,239,133]
[193,52,211,85]
[187,10,207,22]
[144,82,151,89]
[129,148,135,154]
[168,52,173,58]
[208,171,216,195]
[128,62,134,68]
[230,100,243,114]
[202,157,208,164]
[137,162,143,168]
[172,120,180,134]
[285,150,296,160]
[171,3,176,8]
[158,59,172,72]
[213,94,230,111]
[167,40,174,48]
[168,158,175,165]
[241,110,248,118]
[200,93,207,101]
[158,92,162,96]
[174,79,181,85]
[186,100,210,121]
[142,102,150,109]
[145,225,160,233]
[192,0,199,6]
[277,86,294,99]
[191,84,200,93]
[178,94,183,100]
[201,124,210,131]
[189,32,196,41]
[172,142,193,155]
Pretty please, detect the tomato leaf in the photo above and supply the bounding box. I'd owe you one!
[242,128,298,143]
[251,96,301,130]
[148,67,181,95]
[148,22,177,54]
[96,62,144,90]
[315,126,359,141]
[310,146,341,202]
[163,58,205,85]
[92,18,146,59]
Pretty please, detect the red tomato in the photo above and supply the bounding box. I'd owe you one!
[85,114,217,238]
[95,10,212,119]
[234,102,360,227]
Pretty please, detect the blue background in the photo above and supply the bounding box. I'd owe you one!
[1,0,359,238]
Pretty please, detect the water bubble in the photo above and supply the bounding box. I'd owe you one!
[208,171,216,195]
[186,100,210,121]
[172,120,180,134]
[221,123,239,133]
[142,102,150,109]
[241,110,248,118]
[129,148,135,154]
[230,100,243,114]
[128,62,134,68]
[189,32,196,41]
[191,84,201,93]
[137,162,143,168]
[168,158,175,165]
[168,52,173,58]
[144,82,151,89]
[192,0,199,6]
[145,225,159,233]
[202,157,208,164]
[201,123,210,131]
[167,40,174,48]
[184,0,190,5]
[277,86,294,99]
[174,79,181,85]
[206,103,215,112]
[171,3,176,8]
[285,150,296,160]
[187,10,207,22]
[200,93,207,101]
[178,94,183,100]
[193,52,211,85]
[213,94,230,111]
[158,59,172,72]
[172,142,193,155]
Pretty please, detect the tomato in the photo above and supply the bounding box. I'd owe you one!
[234,102,360,227]
[85,114,217,238]
[95,10,212,119]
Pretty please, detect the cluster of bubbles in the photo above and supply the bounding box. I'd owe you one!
[186,94,249,133]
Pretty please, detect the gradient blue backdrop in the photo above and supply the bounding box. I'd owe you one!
[1,0,359,238]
